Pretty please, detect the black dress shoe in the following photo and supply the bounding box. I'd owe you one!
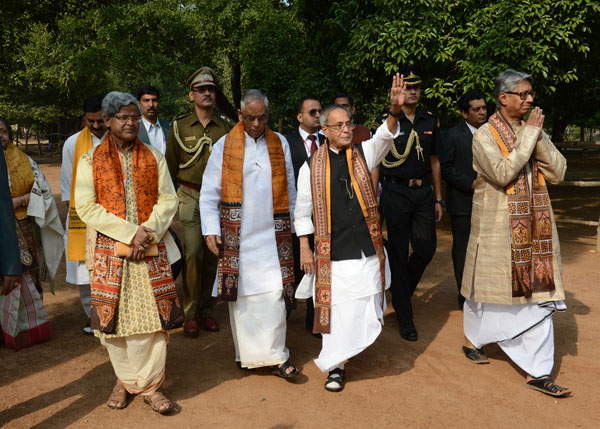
[400,321,418,341]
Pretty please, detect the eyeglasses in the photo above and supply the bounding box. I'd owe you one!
[303,108,321,117]
[241,113,269,123]
[325,122,355,131]
[113,115,141,123]
[505,90,535,100]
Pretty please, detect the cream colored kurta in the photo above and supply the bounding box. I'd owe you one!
[461,122,567,305]
[75,142,178,337]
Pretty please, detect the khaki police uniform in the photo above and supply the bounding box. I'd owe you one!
[166,107,234,320]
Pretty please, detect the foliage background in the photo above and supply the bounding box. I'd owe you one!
[1,0,599,139]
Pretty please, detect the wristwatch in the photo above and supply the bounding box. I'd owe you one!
[435,199,445,207]
[388,110,402,118]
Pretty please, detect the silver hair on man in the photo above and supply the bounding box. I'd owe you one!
[101,91,142,118]
[319,104,353,128]
[495,69,533,109]
[240,89,269,110]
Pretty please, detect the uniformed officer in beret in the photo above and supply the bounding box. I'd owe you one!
[165,66,235,337]
[374,66,443,341]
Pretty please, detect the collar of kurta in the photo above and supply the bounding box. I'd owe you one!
[309,142,385,334]
[217,121,296,310]
[488,111,555,297]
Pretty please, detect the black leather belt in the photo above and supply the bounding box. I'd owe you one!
[383,176,431,188]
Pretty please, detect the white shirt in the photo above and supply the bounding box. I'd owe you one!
[466,121,478,135]
[294,121,399,304]
[60,129,107,202]
[298,127,321,156]
[200,131,297,297]
[141,116,166,155]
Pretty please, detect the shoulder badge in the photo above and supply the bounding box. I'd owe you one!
[220,114,235,126]
[171,113,189,125]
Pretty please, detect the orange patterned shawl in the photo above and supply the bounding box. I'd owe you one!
[218,122,296,310]
[488,112,555,297]
[310,143,385,334]
[90,136,183,333]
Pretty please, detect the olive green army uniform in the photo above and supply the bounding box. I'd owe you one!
[165,110,234,319]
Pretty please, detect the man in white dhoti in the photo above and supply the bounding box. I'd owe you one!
[200,89,300,378]
[294,74,406,391]
[461,69,570,397]
[60,94,108,335]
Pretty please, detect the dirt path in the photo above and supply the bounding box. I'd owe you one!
[0,156,598,428]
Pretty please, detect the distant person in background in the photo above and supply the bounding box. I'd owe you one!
[285,96,325,334]
[461,69,570,397]
[136,85,170,155]
[75,91,181,413]
[0,117,64,349]
[441,90,487,308]
[60,94,108,335]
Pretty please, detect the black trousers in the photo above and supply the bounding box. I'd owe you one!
[382,184,436,324]
[450,214,471,301]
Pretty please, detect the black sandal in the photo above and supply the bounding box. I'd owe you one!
[526,378,571,397]
[462,346,489,364]
[324,368,345,392]
[272,361,299,378]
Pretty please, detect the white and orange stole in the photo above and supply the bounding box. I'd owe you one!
[90,136,183,333]
[217,122,296,309]
[310,143,385,334]
[488,112,555,297]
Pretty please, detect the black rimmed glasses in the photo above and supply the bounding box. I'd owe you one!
[505,90,535,100]
[325,121,356,132]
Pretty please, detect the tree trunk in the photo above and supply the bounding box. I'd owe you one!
[36,131,42,155]
[551,114,569,142]
[579,125,585,142]
[231,61,242,110]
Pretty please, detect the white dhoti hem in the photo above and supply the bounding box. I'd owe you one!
[100,331,168,396]
[315,292,384,373]
[464,299,566,378]
[229,290,289,369]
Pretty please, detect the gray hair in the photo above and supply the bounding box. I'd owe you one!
[319,104,353,128]
[240,89,269,110]
[495,69,533,108]
[101,91,141,118]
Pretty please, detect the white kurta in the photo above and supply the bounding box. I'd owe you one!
[294,120,399,372]
[200,130,296,368]
[199,130,297,297]
[60,129,107,285]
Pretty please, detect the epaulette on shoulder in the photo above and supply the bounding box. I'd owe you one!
[371,114,387,130]
[171,113,189,124]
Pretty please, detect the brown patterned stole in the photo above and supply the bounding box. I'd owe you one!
[218,122,296,310]
[310,143,385,334]
[488,112,555,297]
[90,136,183,333]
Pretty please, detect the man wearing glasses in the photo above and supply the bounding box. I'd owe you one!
[286,96,325,334]
[294,73,406,391]
[60,94,108,336]
[165,66,234,337]
[376,65,443,342]
[461,69,570,397]
[200,89,300,378]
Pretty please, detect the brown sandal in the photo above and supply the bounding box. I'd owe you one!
[106,381,129,410]
[143,391,176,414]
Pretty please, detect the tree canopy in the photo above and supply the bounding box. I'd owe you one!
[1,0,598,139]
